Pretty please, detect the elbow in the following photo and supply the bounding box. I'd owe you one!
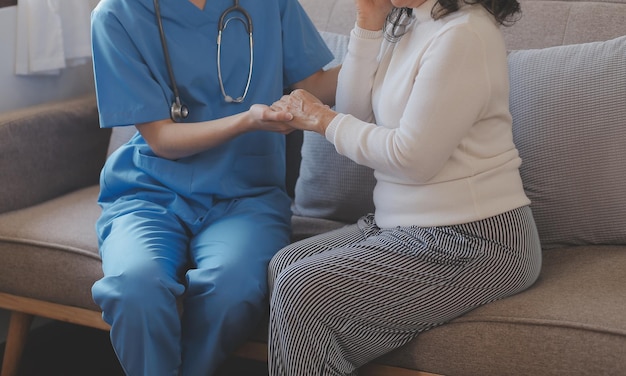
[140,135,184,160]
[149,145,179,160]
[394,163,438,184]
[136,121,184,160]
[388,147,440,184]
[407,168,439,184]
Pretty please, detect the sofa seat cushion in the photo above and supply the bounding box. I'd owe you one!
[291,215,348,242]
[0,185,103,310]
[0,183,348,312]
[246,247,626,375]
[376,246,626,375]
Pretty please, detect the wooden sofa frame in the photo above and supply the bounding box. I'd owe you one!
[0,292,439,376]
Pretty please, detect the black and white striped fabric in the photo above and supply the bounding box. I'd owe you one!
[268,206,542,375]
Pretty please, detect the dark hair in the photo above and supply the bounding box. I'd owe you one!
[433,0,521,25]
[385,0,521,42]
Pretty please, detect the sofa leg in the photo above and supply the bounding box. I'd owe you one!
[1,311,34,376]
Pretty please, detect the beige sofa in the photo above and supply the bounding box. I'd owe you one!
[1,0,625,375]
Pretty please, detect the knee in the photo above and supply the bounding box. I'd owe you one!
[268,244,299,290]
[267,255,282,290]
[271,263,323,310]
[92,263,183,316]
[186,267,267,315]
[221,275,266,312]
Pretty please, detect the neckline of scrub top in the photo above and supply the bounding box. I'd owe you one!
[157,0,222,27]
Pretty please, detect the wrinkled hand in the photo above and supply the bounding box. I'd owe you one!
[355,0,394,30]
[271,89,337,135]
[247,103,295,134]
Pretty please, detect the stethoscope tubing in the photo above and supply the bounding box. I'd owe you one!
[153,0,254,121]
[216,0,254,103]
[153,0,189,120]
[218,0,253,34]
[217,16,254,103]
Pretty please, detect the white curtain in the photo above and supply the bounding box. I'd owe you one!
[15,0,100,75]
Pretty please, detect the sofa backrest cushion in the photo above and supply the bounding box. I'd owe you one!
[502,0,626,51]
[296,0,626,248]
[0,95,106,214]
[107,125,137,157]
[509,35,626,249]
[291,31,377,223]
[300,0,626,48]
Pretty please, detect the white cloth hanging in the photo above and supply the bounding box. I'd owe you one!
[15,0,100,75]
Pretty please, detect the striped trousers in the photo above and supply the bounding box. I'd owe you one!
[268,206,542,376]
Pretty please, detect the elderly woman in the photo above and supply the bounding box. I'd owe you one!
[267,0,542,374]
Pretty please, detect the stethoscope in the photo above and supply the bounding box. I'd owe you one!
[153,0,254,122]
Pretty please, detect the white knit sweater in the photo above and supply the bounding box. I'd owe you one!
[326,0,530,228]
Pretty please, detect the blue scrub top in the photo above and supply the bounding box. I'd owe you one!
[91,0,333,222]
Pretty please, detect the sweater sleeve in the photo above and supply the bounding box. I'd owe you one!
[328,24,495,184]
[334,26,384,123]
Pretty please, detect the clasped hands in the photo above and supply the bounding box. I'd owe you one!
[251,89,337,136]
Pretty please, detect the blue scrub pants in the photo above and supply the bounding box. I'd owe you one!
[92,193,291,376]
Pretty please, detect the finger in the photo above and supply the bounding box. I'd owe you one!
[270,101,288,113]
[266,109,293,122]
[290,89,307,101]
[286,95,304,112]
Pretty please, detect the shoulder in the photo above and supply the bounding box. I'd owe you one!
[276,0,311,18]
[92,0,121,16]
[436,4,501,39]
[423,5,504,55]
[92,0,148,25]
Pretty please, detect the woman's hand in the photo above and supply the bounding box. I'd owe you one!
[355,0,394,31]
[272,89,338,136]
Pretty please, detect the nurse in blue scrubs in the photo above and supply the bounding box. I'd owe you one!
[90,0,337,374]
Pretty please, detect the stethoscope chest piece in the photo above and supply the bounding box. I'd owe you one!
[170,99,189,122]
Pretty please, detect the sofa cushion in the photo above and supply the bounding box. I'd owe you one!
[509,35,626,250]
[291,31,377,223]
[107,125,137,157]
[0,95,107,214]
[0,184,347,311]
[502,0,626,50]
[377,245,626,375]
[245,245,626,375]
[291,215,347,242]
[0,185,103,310]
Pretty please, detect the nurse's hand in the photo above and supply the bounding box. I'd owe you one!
[247,104,295,135]
[271,89,337,136]
[137,105,297,160]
